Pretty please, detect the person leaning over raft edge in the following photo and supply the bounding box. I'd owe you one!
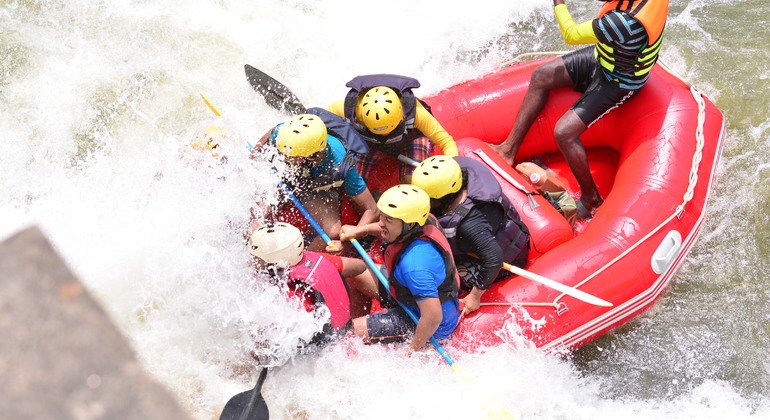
[491,0,669,219]
[247,222,368,345]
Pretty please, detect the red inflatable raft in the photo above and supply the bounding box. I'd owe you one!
[279,56,726,353]
[414,57,726,352]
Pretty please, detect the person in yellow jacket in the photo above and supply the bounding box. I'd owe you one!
[329,74,458,184]
[493,0,668,219]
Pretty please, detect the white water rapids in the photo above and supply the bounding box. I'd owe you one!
[2,1,769,419]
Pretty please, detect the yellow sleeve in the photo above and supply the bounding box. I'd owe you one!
[414,104,458,156]
[554,4,598,45]
[327,100,345,117]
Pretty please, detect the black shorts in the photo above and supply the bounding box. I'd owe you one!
[562,46,637,126]
[365,306,414,343]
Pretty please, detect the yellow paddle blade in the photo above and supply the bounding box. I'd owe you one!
[451,362,472,382]
[199,92,222,117]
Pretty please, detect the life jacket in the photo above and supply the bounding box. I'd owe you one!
[437,157,530,264]
[381,216,460,307]
[287,251,351,331]
[291,107,369,193]
[342,74,427,150]
[594,0,669,83]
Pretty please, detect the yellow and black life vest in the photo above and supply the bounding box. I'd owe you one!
[595,0,669,81]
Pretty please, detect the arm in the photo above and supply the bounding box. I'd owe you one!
[249,127,276,159]
[413,105,458,156]
[327,100,346,118]
[554,2,599,45]
[340,256,367,277]
[456,206,505,314]
[349,188,380,227]
[410,297,443,352]
[339,222,381,242]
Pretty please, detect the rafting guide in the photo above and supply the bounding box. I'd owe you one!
[492,0,670,220]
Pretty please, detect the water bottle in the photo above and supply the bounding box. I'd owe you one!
[516,162,566,193]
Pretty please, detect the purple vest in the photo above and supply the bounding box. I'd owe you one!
[437,157,529,263]
[342,74,423,149]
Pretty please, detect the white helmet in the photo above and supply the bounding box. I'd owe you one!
[247,222,304,266]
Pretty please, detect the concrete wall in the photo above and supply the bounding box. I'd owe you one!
[0,227,191,419]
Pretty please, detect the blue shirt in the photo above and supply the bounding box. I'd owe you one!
[392,239,461,339]
[270,124,367,197]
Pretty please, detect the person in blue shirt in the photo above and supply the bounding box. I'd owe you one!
[250,112,379,253]
[343,184,461,355]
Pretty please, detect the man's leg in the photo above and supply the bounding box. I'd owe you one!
[492,57,574,165]
[553,111,603,215]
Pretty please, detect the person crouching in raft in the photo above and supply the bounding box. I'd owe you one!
[345,184,461,355]
[411,155,531,315]
[248,222,368,344]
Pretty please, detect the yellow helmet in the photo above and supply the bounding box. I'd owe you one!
[191,126,224,157]
[411,155,463,199]
[275,114,327,157]
[247,222,305,266]
[377,184,430,226]
[357,86,403,135]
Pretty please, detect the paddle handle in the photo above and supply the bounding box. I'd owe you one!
[501,262,612,307]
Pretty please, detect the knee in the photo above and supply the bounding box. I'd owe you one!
[553,118,583,145]
[352,316,369,341]
[529,66,553,91]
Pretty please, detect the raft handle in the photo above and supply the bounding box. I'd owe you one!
[651,230,683,275]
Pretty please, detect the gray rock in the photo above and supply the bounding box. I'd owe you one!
[0,227,192,419]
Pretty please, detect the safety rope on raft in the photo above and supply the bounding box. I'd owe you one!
[499,51,571,67]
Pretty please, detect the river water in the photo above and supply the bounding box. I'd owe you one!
[2,1,768,419]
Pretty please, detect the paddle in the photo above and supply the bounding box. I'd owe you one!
[244,65,306,115]
[219,367,269,420]
[500,262,612,307]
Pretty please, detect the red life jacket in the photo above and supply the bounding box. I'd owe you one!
[287,251,350,331]
[381,216,460,307]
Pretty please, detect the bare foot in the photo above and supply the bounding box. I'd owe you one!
[576,196,604,220]
[489,143,515,166]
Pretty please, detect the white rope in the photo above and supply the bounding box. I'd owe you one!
[498,51,571,67]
